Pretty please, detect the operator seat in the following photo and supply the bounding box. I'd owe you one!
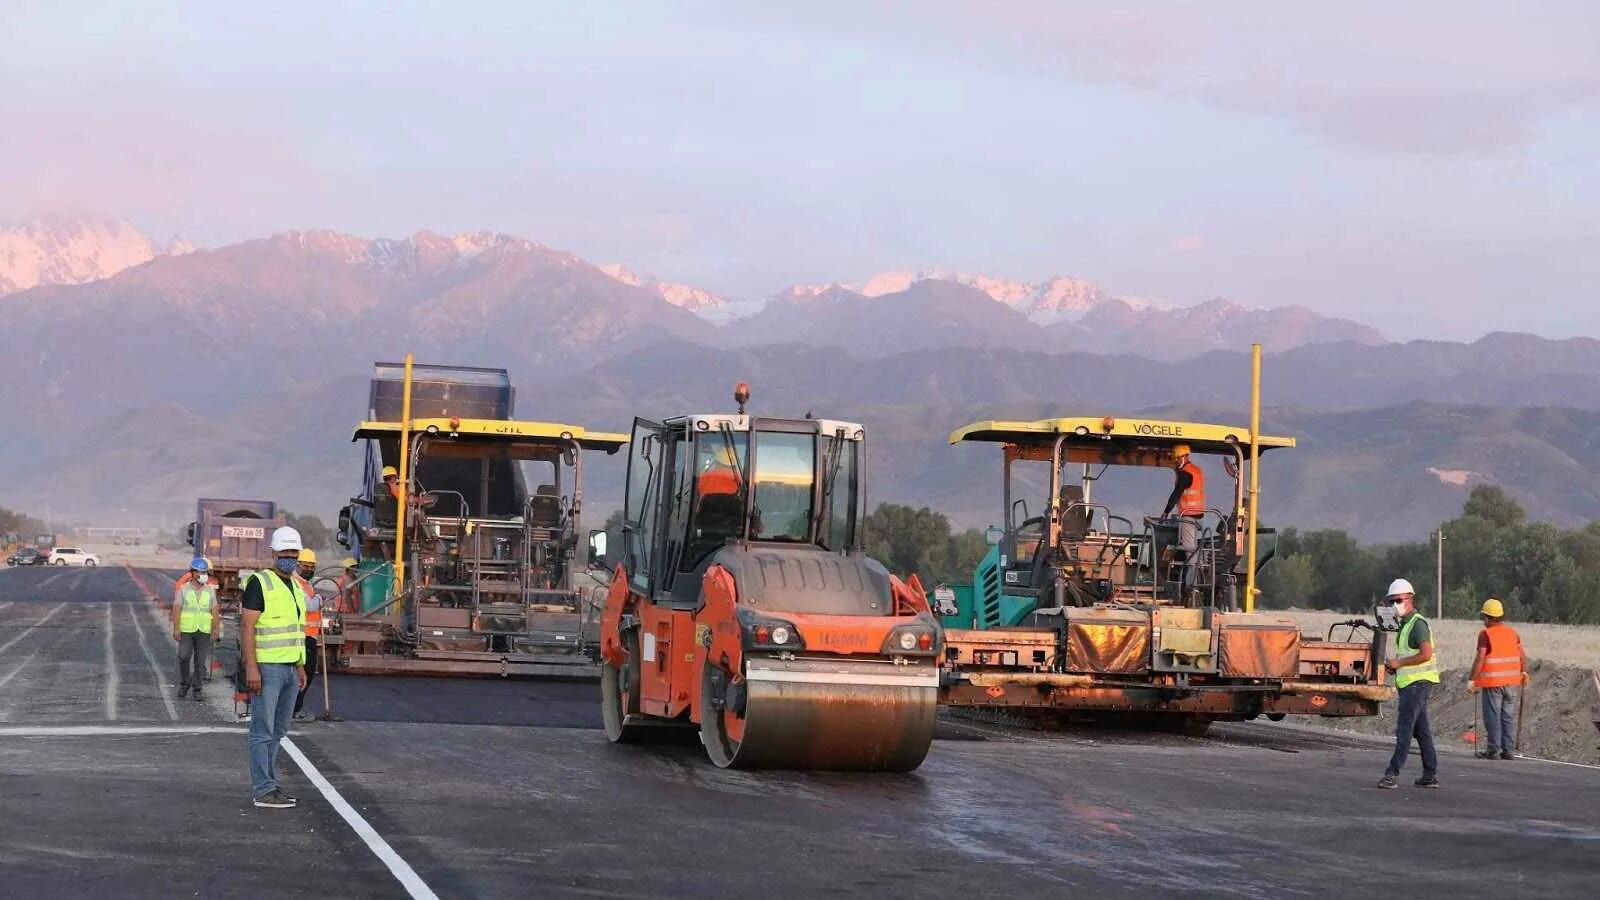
[528,484,561,527]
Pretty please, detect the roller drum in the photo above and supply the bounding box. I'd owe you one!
[701,658,938,772]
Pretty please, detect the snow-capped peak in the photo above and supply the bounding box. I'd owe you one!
[0,216,193,295]
[599,263,728,311]
[778,269,1167,324]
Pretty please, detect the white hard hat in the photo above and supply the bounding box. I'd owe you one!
[1386,578,1415,598]
[270,526,303,552]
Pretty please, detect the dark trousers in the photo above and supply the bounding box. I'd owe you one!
[1386,681,1439,777]
[293,637,319,715]
[177,631,213,692]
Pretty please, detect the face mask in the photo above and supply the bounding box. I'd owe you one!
[196,573,210,585]
[274,557,299,575]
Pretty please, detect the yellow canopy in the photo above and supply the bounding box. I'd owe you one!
[353,417,629,452]
[950,416,1294,456]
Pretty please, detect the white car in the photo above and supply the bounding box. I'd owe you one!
[48,547,100,567]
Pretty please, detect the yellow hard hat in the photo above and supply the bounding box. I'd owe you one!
[342,557,357,569]
[298,548,318,565]
[1172,444,1191,457]
[1481,597,1504,618]
[382,465,399,478]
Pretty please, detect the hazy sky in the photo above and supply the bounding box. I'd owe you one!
[3,2,1596,340]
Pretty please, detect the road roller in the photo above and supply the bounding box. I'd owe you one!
[593,385,942,770]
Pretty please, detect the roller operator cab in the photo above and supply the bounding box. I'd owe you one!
[936,416,1393,731]
[596,386,941,771]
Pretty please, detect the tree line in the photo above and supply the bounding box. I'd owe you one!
[1258,485,1600,624]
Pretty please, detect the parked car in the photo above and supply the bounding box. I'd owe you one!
[47,547,100,567]
[6,547,48,566]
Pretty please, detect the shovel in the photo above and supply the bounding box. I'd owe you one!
[1515,672,1529,757]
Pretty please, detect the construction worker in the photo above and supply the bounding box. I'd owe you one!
[383,465,402,500]
[1160,445,1206,587]
[1378,578,1440,789]
[292,548,322,723]
[1468,598,1528,760]
[242,526,308,810]
[170,557,220,701]
[697,444,742,498]
[337,557,359,614]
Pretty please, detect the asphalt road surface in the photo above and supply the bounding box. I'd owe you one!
[2,565,1597,899]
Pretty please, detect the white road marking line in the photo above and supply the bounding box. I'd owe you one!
[0,725,244,737]
[128,604,179,721]
[282,737,441,900]
[1516,755,1600,771]
[104,603,119,721]
[0,602,67,657]
[37,567,76,589]
[0,644,47,694]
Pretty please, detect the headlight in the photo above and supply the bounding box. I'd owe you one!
[770,625,791,645]
[898,631,917,650]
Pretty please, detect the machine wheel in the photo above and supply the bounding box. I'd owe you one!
[54,559,67,566]
[85,559,97,567]
[1266,713,1286,722]
[601,632,685,744]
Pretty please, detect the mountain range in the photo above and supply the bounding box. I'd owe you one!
[0,218,1594,542]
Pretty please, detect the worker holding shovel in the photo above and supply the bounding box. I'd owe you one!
[1468,598,1528,760]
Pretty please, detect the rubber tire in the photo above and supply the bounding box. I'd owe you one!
[54,559,67,566]
[85,559,97,567]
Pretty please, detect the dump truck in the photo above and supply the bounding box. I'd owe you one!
[333,359,628,677]
[934,360,1392,733]
[595,384,942,770]
[186,499,287,605]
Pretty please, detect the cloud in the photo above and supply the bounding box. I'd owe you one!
[741,2,1600,156]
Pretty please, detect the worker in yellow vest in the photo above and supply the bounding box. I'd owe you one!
[242,526,308,810]
[1468,598,1528,760]
[1377,578,1440,790]
[292,548,322,723]
[170,557,220,701]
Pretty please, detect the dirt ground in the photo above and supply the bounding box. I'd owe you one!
[1280,609,1600,765]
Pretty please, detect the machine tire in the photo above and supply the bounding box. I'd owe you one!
[1266,713,1286,722]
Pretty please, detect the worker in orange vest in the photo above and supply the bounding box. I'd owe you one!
[1161,444,1207,589]
[292,548,322,722]
[336,557,359,614]
[697,444,742,498]
[1468,597,1527,760]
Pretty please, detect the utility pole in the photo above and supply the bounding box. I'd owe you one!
[1435,526,1445,618]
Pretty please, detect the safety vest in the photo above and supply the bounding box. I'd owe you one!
[1394,613,1441,689]
[1179,461,1207,517]
[296,574,322,639]
[250,570,306,665]
[1473,622,1523,688]
[698,466,740,498]
[177,584,217,634]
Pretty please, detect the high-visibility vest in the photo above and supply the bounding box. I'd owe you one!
[1394,614,1440,689]
[1473,623,1523,688]
[1179,462,1207,517]
[250,570,306,665]
[177,584,217,634]
[698,466,740,498]
[296,574,322,638]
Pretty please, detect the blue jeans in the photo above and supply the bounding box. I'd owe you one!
[1480,686,1518,753]
[1385,681,1438,777]
[249,663,300,798]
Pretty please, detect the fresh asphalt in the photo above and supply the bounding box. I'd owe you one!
[1,565,1596,899]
